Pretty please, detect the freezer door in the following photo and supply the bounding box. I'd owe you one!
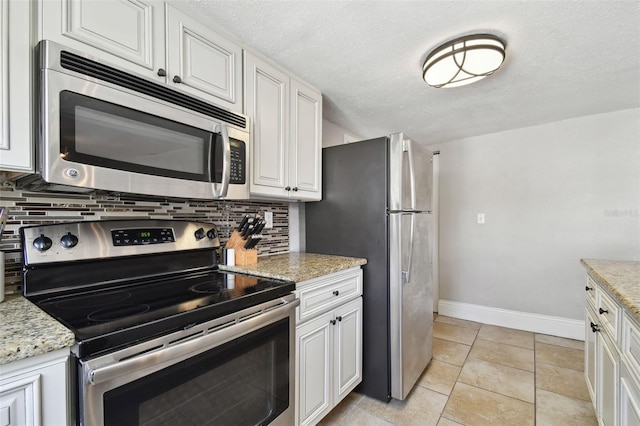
[389,133,433,212]
[389,211,433,400]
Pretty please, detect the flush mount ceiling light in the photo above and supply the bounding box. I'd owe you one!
[422,34,506,88]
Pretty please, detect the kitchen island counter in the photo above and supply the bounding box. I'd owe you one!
[219,252,367,283]
[0,294,75,365]
[581,258,640,323]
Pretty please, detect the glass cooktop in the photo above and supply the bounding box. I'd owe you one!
[32,270,294,359]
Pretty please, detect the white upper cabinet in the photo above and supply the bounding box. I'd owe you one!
[290,78,322,199]
[0,0,33,172]
[38,0,242,112]
[245,51,322,201]
[165,4,241,109]
[245,52,290,198]
[40,0,164,81]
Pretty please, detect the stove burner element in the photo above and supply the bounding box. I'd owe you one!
[189,282,222,294]
[53,291,132,309]
[88,304,150,322]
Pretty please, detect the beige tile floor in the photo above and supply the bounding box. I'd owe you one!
[319,314,597,426]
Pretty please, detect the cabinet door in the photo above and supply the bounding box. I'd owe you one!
[334,297,363,403]
[0,374,40,426]
[598,330,619,426]
[0,0,32,172]
[297,311,333,426]
[40,0,164,82]
[245,52,289,198]
[585,306,597,405]
[289,78,322,201]
[165,4,241,112]
[621,363,640,426]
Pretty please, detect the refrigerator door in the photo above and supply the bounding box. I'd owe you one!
[389,210,433,400]
[389,133,433,212]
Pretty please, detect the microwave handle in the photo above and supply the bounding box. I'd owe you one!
[212,124,231,198]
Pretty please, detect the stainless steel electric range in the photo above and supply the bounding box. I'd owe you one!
[21,219,298,426]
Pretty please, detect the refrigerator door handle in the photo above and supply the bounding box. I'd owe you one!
[403,138,417,210]
[402,213,415,284]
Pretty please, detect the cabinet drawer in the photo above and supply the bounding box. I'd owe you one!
[597,286,621,342]
[296,269,362,324]
[585,276,597,309]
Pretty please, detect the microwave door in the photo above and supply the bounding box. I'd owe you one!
[212,124,231,198]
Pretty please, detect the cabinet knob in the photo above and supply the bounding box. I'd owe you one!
[590,321,600,332]
[585,285,593,292]
[285,186,291,191]
[330,319,336,325]
[292,187,299,192]
[173,75,182,84]
[157,68,167,77]
[333,290,339,296]
[336,316,342,322]
[599,307,609,315]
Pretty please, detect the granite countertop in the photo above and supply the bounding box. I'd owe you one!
[581,259,640,322]
[0,294,75,365]
[219,252,367,283]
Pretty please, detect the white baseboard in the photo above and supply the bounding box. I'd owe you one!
[437,299,584,341]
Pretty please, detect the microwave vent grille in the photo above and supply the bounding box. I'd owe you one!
[59,51,247,129]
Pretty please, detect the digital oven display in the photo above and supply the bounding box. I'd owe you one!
[111,228,175,246]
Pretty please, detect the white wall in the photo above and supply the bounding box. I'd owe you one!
[437,108,640,322]
[322,119,361,147]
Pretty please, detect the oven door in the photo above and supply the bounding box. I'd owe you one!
[79,295,298,426]
[39,42,249,200]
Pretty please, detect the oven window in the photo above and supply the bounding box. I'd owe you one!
[59,91,212,182]
[102,318,290,426]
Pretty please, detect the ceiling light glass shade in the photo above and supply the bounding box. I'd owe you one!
[422,34,506,88]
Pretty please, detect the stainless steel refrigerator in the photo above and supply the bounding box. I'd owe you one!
[305,132,433,402]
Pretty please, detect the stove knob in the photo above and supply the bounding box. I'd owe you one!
[60,232,79,249]
[206,228,217,239]
[194,227,205,240]
[33,234,53,252]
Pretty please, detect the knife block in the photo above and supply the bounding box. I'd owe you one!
[225,230,258,266]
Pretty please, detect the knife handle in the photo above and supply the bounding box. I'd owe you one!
[237,215,250,231]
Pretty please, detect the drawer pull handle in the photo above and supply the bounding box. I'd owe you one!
[585,285,593,291]
[336,316,342,322]
[599,308,609,315]
[333,290,339,296]
[330,319,336,325]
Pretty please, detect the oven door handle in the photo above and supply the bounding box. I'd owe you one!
[87,297,299,386]
[212,124,231,198]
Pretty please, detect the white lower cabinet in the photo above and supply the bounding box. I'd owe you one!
[0,349,70,426]
[585,272,640,426]
[295,269,363,426]
[620,363,640,426]
[598,329,619,426]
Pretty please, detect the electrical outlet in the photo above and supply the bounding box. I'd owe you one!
[477,213,485,224]
[264,211,273,229]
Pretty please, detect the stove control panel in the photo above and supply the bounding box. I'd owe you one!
[112,228,175,246]
[21,220,221,265]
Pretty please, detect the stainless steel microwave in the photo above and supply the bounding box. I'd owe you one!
[18,41,250,200]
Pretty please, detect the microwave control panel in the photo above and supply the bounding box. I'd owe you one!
[229,139,246,184]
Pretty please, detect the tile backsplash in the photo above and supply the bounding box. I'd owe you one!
[0,182,290,294]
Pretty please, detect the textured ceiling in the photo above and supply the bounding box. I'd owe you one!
[183,0,640,145]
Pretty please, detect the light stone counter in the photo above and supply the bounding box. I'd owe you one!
[219,252,367,283]
[0,294,75,365]
[581,259,640,323]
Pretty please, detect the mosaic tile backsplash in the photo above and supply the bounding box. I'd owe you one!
[0,182,290,294]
